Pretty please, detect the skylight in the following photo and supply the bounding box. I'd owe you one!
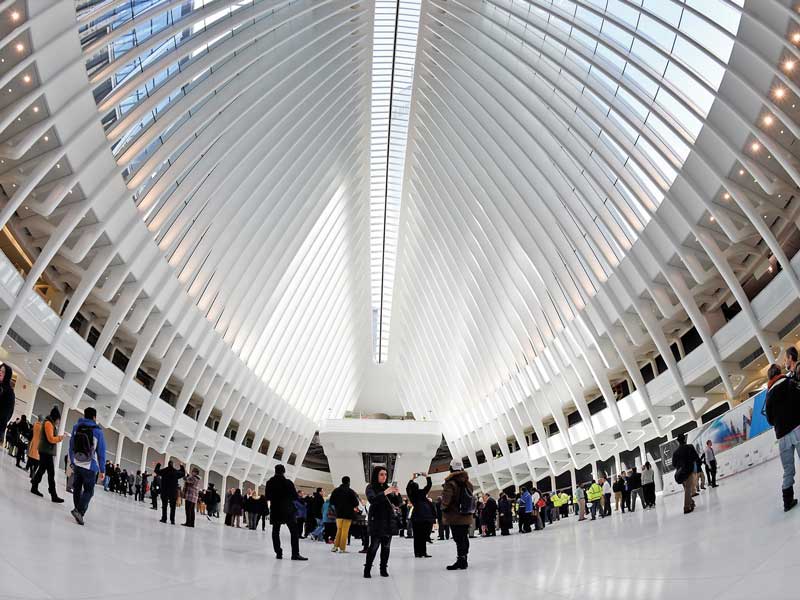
[369,0,421,363]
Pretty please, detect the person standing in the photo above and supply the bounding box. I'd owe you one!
[481,493,497,537]
[435,496,449,540]
[363,466,400,578]
[68,406,106,525]
[134,471,143,502]
[612,475,623,512]
[155,460,185,524]
[602,477,612,517]
[765,363,800,511]
[0,363,14,446]
[406,473,435,556]
[141,470,149,503]
[704,441,718,488]
[641,462,656,508]
[263,464,307,561]
[150,472,161,510]
[26,416,41,478]
[229,489,243,528]
[330,476,361,553]
[441,459,474,571]
[621,471,631,513]
[576,484,587,521]
[519,486,532,533]
[182,467,201,527]
[672,433,700,514]
[497,493,512,535]
[30,406,65,503]
[13,414,30,469]
[587,479,603,520]
[204,483,220,519]
[628,467,644,511]
[785,346,800,380]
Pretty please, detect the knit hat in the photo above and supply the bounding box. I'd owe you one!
[450,459,464,471]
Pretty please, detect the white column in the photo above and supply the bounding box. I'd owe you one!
[614,454,620,476]
[139,445,148,472]
[570,468,577,492]
[550,474,556,493]
[115,434,125,466]
[638,442,647,469]
[591,460,598,481]
[202,469,209,488]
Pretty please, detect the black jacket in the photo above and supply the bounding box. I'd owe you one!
[264,473,298,524]
[612,479,624,493]
[329,483,360,520]
[406,477,435,522]
[673,442,700,476]
[366,482,400,537]
[0,364,14,431]
[154,463,185,497]
[766,376,800,439]
[629,472,642,489]
[482,497,497,523]
[310,491,324,519]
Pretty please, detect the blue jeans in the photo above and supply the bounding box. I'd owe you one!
[779,426,800,490]
[72,466,97,516]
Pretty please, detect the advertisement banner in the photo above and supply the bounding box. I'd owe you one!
[659,390,771,472]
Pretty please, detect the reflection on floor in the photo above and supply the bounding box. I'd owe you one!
[0,452,798,599]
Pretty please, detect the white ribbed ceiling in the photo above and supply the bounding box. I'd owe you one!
[7,0,800,488]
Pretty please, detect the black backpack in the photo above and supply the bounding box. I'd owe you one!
[73,423,96,462]
[457,482,476,515]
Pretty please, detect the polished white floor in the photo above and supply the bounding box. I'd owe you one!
[1,456,798,600]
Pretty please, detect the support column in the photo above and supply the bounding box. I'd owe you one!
[115,434,125,467]
[550,474,556,493]
[203,469,209,488]
[139,444,148,473]
[638,442,647,469]
[591,460,598,482]
[614,454,621,477]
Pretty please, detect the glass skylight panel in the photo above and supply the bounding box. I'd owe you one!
[370,0,421,364]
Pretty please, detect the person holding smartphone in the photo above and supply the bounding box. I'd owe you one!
[406,472,434,557]
[363,466,401,578]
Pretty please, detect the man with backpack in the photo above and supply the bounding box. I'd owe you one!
[765,363,800,511]
[441,459,474,571]
[68,406,106,525]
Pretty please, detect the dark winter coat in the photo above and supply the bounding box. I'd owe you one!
[329,483,360,520]
[441,470,474,526]
[0,364,14,438]
[482,496,497,525]
[766,375,800,439]
[310,491,324,519]
[406,476,435,522]
[263,472,299,524]
[155,463,185,497]
[365,482,401,537]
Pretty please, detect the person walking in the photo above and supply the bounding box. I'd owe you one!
[0,363,15,447]
[672,433,700,514]
[406,473,435,556]
[621,471,631,513]
[30,406,65,503]
[204,483,220,519]
[330,476,361,553]
[263,464,307,561]
[134,471,143,502]
[441,459,474,571]
[498,493,512,535]
[229,489,243,528]
[704,441,718,488]
[155,460,185,524]
[308,487,324,538]
[182,467,201,527]
[68,406,106,525]
[481,493,497,536]
[363,466,400,578]
[13,414,30,469]
[765,363,800,511]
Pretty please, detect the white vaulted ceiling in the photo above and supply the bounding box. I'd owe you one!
[1,0,800,490]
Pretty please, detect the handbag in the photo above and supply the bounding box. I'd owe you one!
[389,506,400,536]
[674,465,691,485]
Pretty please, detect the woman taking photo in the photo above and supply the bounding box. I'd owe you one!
[364,466,400,578]
[406,472,434,558]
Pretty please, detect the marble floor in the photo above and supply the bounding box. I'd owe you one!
[1,454,798,600]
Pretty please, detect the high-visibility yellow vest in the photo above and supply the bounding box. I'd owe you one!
[560,493,569,505]
[587,483,602,502]
[552,495,561,508]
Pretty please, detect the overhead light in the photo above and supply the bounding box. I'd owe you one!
[56,163,60,168]
[739,169,745,175]
[10,11,19,21]
[763,115,774,126]
[14,43,23,52]
[43,135,48,142]
[723,192,730,200]
[751,142,760,152]
[786,60,796,71]
[32,106,38,113]
[22,74,30,83]
[775,87,786,99]
[709,215,715,222]
[793,32,800,43]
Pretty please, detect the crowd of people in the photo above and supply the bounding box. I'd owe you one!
[16,344,800,581]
